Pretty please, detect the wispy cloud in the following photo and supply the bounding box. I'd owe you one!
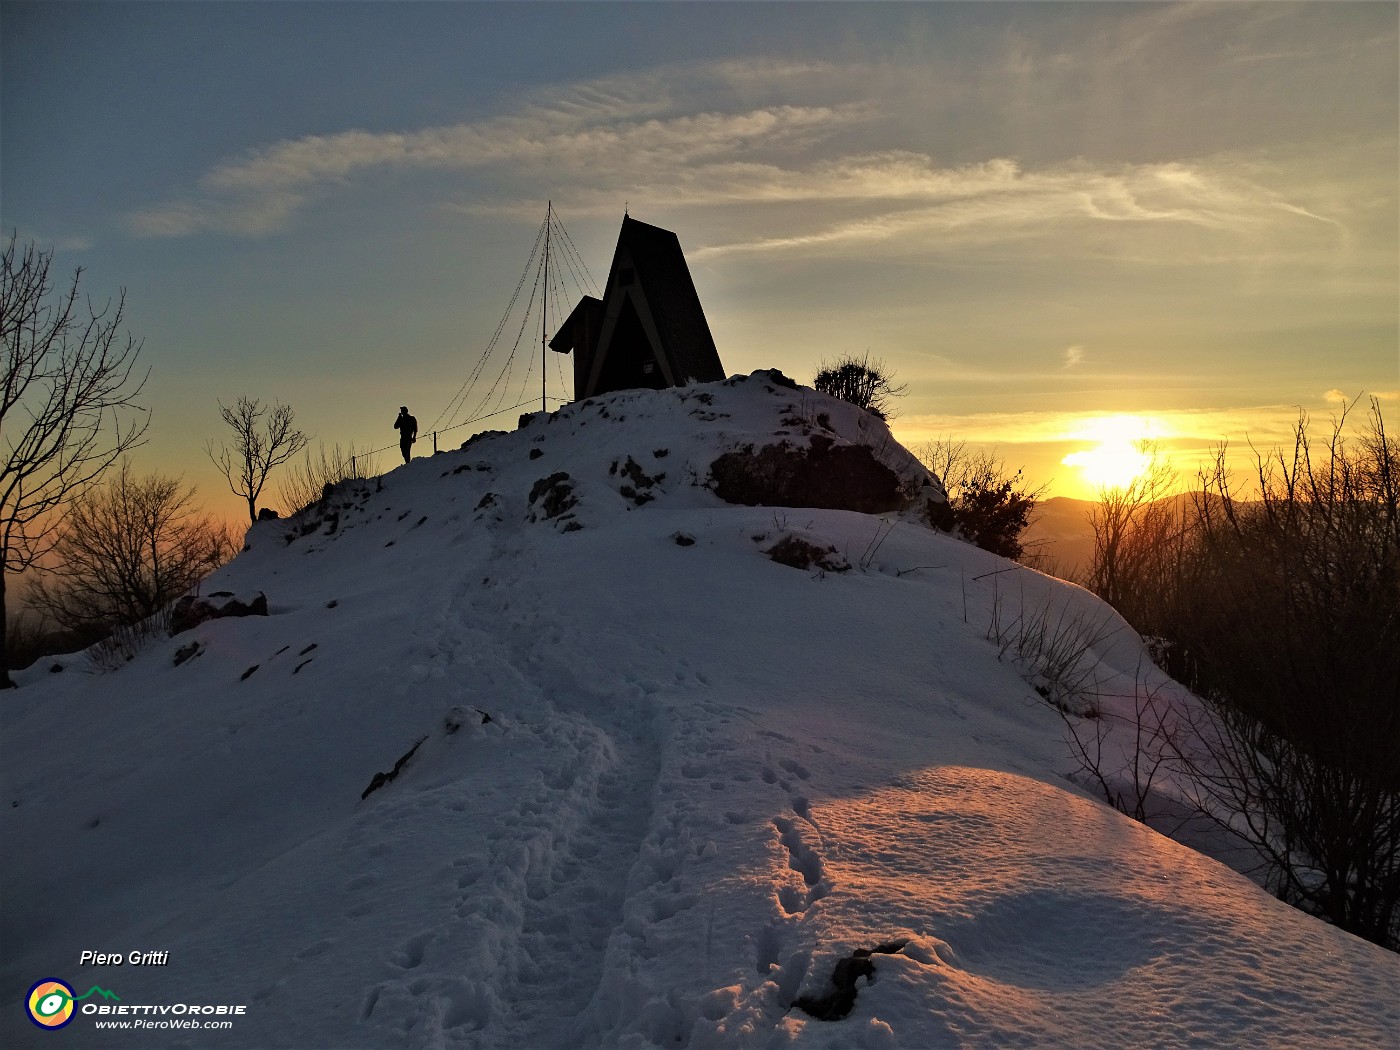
[130,104,853,236]
[689,156,1346,261]
[13,229,95,253]
[1063,346,1086,369]
[126,59,857,238]
[125,54,1355,260]
[1325,388,1399,406]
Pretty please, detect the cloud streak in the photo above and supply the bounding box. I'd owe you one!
[128,103,853,236]
[126,59,859,238]
[687,156,1347,261]
[125,57,1354,263]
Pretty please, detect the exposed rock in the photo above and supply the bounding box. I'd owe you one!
[169,591,269,636]
[361,737,426,800]
[710,438,906,514]
[759,367,800,390]
[793,940,909,1021]
[444,706,492,734]
[528,472,578,522]
[172,642,201,667]
[614,455,664,506]
[257,507,280,520]
[924,497,957,534]
[459,429,508,452]
[766,535,849,573]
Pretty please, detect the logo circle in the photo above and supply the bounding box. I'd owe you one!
[27,979,76,1030]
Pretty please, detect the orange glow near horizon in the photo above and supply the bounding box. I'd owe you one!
[1059,415,1163,493]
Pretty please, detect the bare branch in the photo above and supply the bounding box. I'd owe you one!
[1082,403,1400,949]
[205,396,310,523]
[2,233,150,686]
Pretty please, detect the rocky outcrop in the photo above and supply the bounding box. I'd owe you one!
[169,591,269,636]
[765,535,850,572]
[710,435,907,514]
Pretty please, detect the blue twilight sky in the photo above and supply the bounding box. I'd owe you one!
[3,1,1396,508]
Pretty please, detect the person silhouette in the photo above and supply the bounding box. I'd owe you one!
[394,406,418,464]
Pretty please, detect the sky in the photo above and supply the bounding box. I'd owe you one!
[3,1,1397,509]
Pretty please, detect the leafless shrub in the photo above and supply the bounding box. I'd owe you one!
[279,442,378,515]
[1084,442,1183,618]
[86,605,173,673]
[813,352,907,420]
[1169,686,1400,950]
[3,606,49,671]
[1057,665,1176,824]
[986,578,1119,715]
[918,438,1044,561]
[858,518,897,571]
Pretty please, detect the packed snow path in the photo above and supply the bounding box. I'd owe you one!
[4,374,1397,1048]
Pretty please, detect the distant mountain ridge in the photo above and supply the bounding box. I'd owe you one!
[1022,491,1238,581]
[1021,496,1095,577]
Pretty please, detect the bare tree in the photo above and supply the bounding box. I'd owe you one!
[29,460,235,638]
[206,397,309,523]
[1168,401,1400,949]
[1075,401,1400,949]
[1085,443,1179,614]
[1,235,149,687]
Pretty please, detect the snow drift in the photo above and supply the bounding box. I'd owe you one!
[3,371,1397,1048]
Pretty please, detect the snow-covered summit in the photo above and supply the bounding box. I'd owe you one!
[3,372,1397,1049]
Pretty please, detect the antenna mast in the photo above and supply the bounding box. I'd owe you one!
[541,201,551,413]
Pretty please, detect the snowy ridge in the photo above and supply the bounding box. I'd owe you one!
[3,372,1397,1049]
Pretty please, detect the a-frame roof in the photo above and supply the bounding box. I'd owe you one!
[608,216,724,387]
[573,217,724,399]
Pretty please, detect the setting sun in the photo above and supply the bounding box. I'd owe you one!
[1061,415,1161,492]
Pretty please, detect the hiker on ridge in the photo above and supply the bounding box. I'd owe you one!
[394,406,418,464]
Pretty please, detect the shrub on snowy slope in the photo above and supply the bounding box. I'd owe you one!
[812,352,907,421]
[918,439,1044,562]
